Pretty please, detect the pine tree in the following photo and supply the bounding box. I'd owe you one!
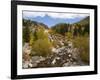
[23,26,30,43]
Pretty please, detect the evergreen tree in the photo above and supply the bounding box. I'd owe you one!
[23,26,30,43]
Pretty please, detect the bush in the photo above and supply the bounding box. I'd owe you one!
[32,39,52,57]
[73,36,89,64]
[65,32,73,46]
[29,32,35,46]
[36,28,48,40]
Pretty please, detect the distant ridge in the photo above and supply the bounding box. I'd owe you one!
[74,16,90,25]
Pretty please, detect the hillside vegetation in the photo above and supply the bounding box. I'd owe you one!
[22,16,90,69]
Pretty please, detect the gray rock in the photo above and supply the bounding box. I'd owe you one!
[63,61,71,67]
[23,61,31,69]
[31,56,45,63]
[23,43,31,55]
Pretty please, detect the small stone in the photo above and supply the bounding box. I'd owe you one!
[32,63,38,67]
[29,63,33,67]
[52,59,56,65]
[23,61,30,69]
[68,54,71,57]
[63,62,70,67]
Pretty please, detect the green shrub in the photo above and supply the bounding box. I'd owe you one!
[65,32,73,41]
[32,39,52,57]
[73,36,89,64]
[36,28,48,40]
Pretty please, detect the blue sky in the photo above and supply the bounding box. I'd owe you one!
[23,11,89,27]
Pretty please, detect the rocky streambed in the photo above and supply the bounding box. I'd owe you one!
[22,41,87,69]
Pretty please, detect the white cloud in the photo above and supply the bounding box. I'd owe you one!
[23,11,89,19]
[23,11,45,18]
